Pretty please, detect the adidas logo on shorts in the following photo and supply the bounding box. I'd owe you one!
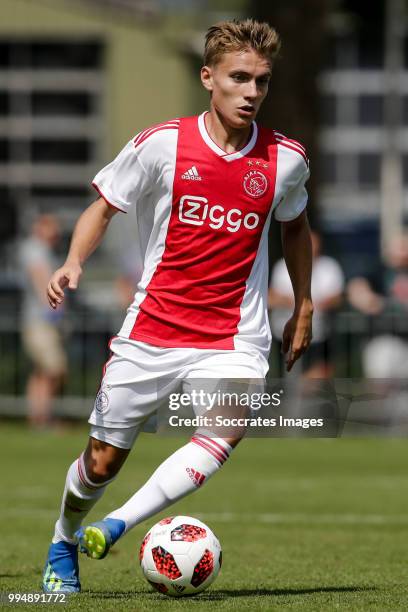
[186,467,206,487]
[181,165,202,181]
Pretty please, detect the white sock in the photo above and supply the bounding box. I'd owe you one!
[52,453,114,544]
[107,433,232,532]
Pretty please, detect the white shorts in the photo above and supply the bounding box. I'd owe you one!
[89,336,267,449]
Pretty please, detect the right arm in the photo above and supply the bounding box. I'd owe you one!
[47,197,118,309]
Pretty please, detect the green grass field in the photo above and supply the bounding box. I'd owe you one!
[1,421,408,610]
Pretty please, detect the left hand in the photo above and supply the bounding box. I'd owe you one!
[281,307,313,372]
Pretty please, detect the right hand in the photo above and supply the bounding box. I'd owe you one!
[47,262,82,309]
[281,302,313,372]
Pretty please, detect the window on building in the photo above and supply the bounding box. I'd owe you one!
[359,95,384,126]
[0,38,104,244]
[32,92,93,116]
[318,18,402,222]
[358,153,381,186]
[320,94,337,125]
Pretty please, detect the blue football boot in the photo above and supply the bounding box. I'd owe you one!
[42,541,80,593]
[76,518,126,560]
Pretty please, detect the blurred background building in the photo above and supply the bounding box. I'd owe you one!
[1,0,407,418]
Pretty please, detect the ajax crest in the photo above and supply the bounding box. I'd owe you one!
[95,387,109,414]
[243,170,268,198]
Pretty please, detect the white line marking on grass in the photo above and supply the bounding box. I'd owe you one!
[2,508,408,526]
[10,486,50,499]
[197,512,408,525]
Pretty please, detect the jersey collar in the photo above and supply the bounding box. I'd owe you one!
[198,111,258,162]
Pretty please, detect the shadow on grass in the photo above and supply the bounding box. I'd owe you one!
[87,585,376,601]
[207,586,377,598]
[0,573,24,578]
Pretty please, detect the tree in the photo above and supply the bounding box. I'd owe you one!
[250,0,329,233]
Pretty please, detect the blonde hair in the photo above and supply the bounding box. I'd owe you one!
[204,18,281,67]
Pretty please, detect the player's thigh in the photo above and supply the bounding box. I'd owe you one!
[184,350,266,440]
[88,352,182,450]
[184,348,267,414]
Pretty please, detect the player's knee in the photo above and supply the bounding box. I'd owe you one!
[84,438,129,484]
[84,460,119,484]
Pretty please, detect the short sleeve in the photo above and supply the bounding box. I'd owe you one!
[274,165,310,222]
[92,139,151,213]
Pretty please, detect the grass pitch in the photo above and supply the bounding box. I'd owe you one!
[1,421,408,610]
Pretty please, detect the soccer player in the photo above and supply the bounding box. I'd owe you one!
[42,18,313,593]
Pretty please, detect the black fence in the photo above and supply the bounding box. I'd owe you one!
[1,308,408,417]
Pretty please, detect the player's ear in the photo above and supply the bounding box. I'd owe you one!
[201,65,213,92]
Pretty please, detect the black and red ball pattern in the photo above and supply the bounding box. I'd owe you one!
[152,546,182,580]
[159,517,174,525]
[190,549,214,587]
[139,532,151,563]
[171,524,207,542]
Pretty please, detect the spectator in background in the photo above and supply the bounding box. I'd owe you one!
[19,214,67,428]
[269,230,344,378]
[384,234,408,311]
[346,272,384,317]
[347,234,408,378]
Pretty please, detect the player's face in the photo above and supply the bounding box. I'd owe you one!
[201,48,271,129]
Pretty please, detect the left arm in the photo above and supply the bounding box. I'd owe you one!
[280,210,313,371]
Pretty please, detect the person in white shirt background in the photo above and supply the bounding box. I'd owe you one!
[269,230,344,379]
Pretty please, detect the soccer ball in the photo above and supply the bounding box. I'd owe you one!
[139,515,222,597]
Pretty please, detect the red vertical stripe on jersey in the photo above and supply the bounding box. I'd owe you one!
[129,116,278,349]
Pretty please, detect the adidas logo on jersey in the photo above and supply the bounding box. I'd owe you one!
[186,467,206,487]
[181,166,202,181]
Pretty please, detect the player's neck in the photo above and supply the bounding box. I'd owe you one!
[205,110,252,154]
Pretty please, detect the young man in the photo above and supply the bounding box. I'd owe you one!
[20,214,67,429]
[43,19,313,593]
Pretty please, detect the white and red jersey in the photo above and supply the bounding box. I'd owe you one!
[93,112,309,356]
